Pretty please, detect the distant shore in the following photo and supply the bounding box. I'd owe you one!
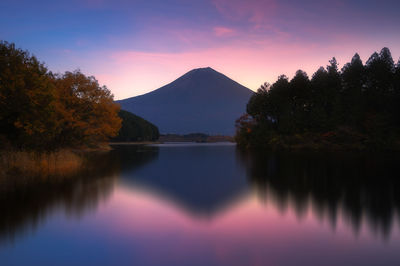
[109,140,235,146]
[110,141,163,145]
[110,134,234,145]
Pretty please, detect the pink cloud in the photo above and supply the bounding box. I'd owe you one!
[214,26,236,37]
[212,0,277,26]
[62,49,72,54]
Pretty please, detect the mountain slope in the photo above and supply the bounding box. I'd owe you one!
[117,67,254,135]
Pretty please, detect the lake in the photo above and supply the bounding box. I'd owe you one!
[1,143,400,266]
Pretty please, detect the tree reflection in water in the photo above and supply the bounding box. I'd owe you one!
[0,145,159,244]
[238,150,400,239]
[1,144,399,246]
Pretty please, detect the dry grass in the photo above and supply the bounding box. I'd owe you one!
[0,149,84,178]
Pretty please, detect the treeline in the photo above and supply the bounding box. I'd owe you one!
[236,47,400,150]
[0,41,121,152]
[113,110,159,142]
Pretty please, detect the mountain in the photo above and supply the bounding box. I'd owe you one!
[117,67,254,135]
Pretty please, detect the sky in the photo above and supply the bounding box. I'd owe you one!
[1,0,399,100]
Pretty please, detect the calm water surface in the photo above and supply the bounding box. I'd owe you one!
[1,143,400,266]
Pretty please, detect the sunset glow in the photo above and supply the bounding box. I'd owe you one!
[1,0,399,99]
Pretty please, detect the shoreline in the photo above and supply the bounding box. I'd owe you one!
[109,140,235,146]
[237,141,400,152]
[109,141,163,145]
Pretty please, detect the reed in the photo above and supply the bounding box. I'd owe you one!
[0,149,84,178]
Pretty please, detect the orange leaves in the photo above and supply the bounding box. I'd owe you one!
[13,120,23,129]
[54,70,122,148]
[235,113,255,132]
[1,41,121,151]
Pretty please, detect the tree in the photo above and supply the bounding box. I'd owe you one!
[234,114,255,148]
[0,41,122,151]
[394,59,400,126]
[54,71,121,147]
[0,41,58,151]
[289,70,311,131]
[246,82,271,124]
[268,75,291,133]
[363,48,396,143]
[235,47,400,150]
[341,53,365,127]
[310,67,330,131]
[365,48,395,111]
[325,57,342,128]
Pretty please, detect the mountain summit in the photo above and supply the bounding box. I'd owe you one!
[117,67,253,135]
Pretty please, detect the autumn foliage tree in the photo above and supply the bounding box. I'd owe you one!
[0,41,58,150]
[54,71,121,148]
[0,41,121,151]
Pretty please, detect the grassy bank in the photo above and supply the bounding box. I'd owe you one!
[0,149,86,179]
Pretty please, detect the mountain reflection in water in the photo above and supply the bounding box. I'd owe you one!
[119,143,249,218]
[1,143,400,266]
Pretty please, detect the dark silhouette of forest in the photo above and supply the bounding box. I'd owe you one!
[112,110,159,142]
[236,48,400,150]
